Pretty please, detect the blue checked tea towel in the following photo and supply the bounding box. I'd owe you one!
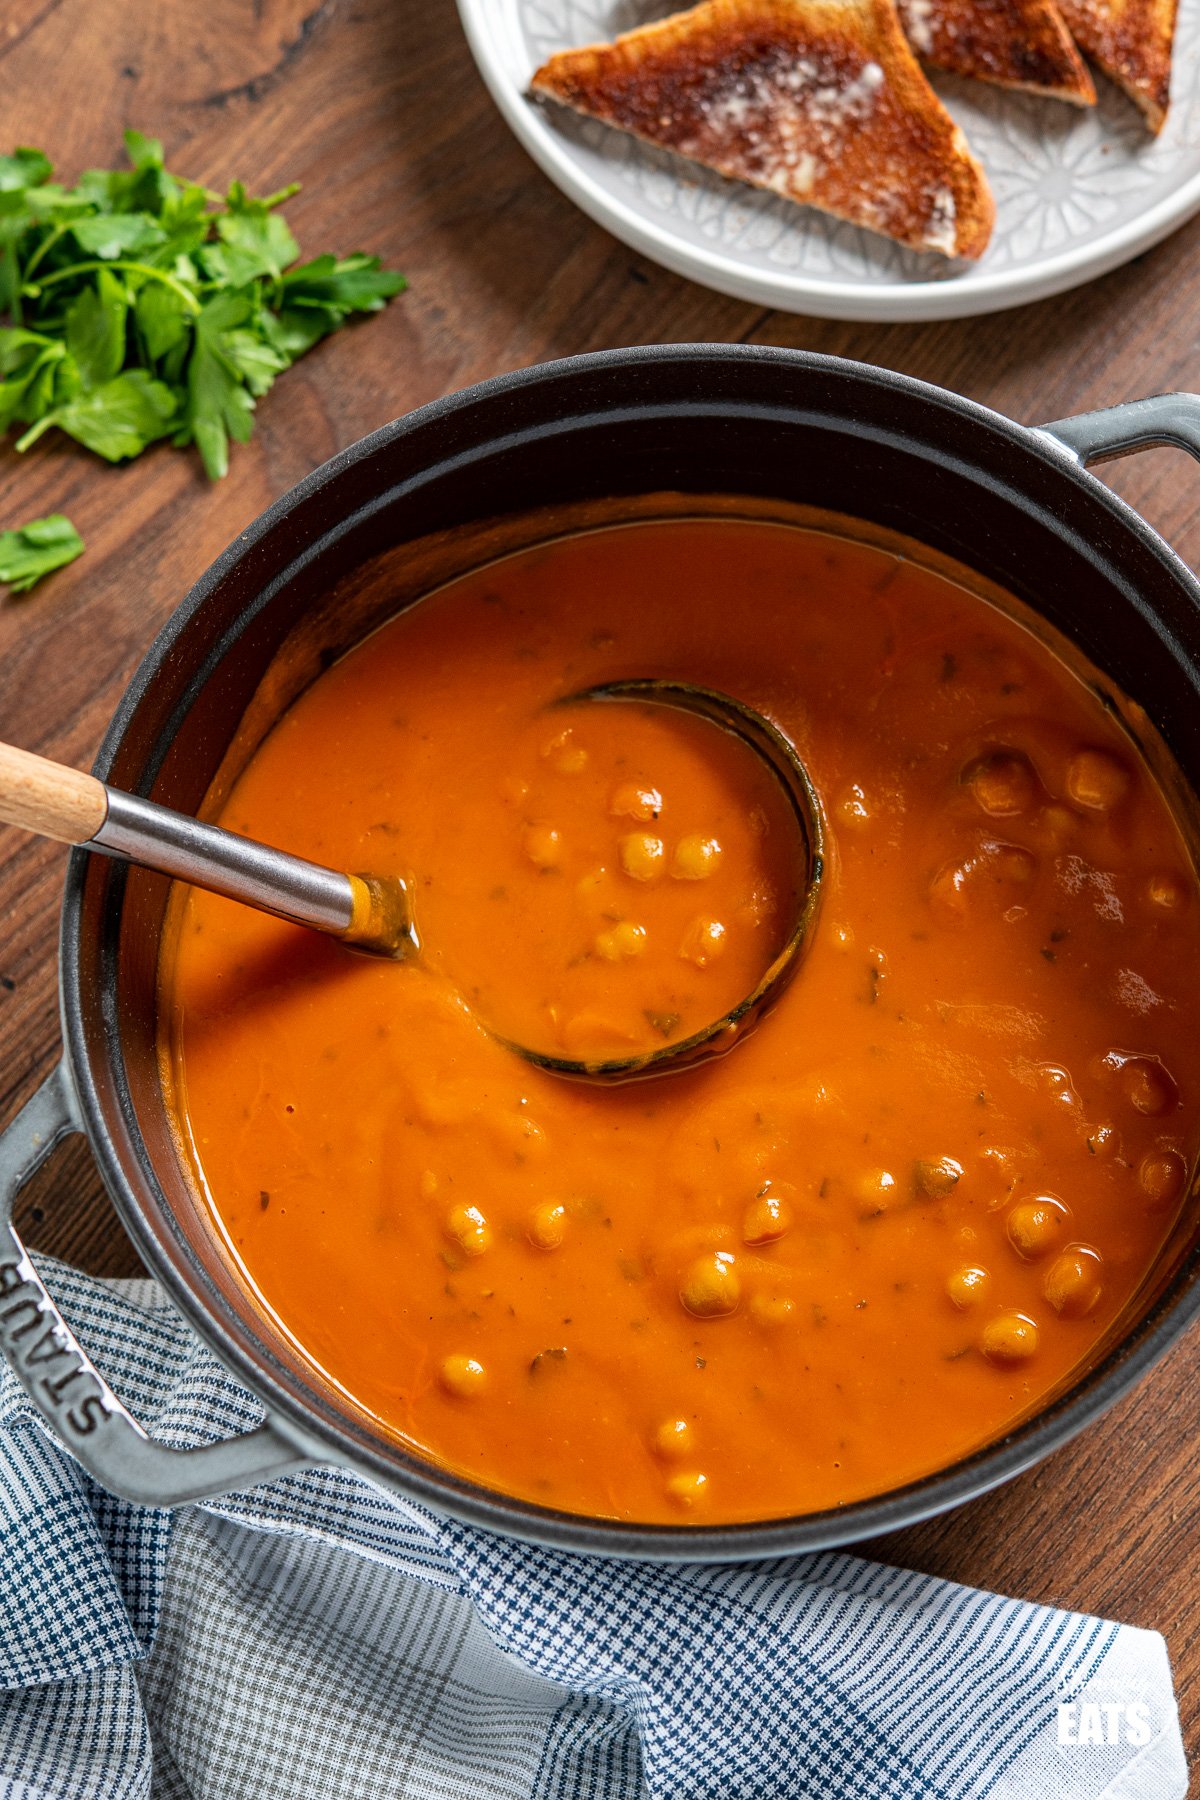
[0,1257,1187,1800]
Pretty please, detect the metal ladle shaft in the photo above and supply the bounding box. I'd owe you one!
[0,742,417,957]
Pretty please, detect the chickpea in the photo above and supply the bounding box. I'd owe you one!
[990,844,1039,891]
[680,1252,741,1318]
[595,921,647,961]
[1138,1150,1187,1209]
[993,842,1043,892]
[736,883,778,929]
[1122,1058,1178,1117]
[440,1354,486,1398]
[965,751,1037,817]
[620,832,665,882]
[673,834,723,880]
[947,1266,990,1309]
[679,917,727,967]
[1042,1246,1103,1318]
[528,1201,567,1250]
[1037,1064,1079,1112]
[978,1145,1019,1209]
[1147,871,1188,912]
[445,1203,491,1258]
[541,728,588,774]
[666,1470,709,1508]
[1032,804,1077,850]
[749,1294,796,1327]
[419,1169,439,1202]
[653,1418,694,1460]
[856,1168,899,1218]
[1006,1197,1066,1261]
[1066,748,1131,814]
[980,1311,1039,1364]
[837,784,871,828]
[929,843,1037,921]
[522,823,563,870]
[1085,1122,1121,1161]
[495,1110,548,1161]
[742,1190,792,1245]
[575,869,608,909]
[610,783,662,822]
[914,1156,963,1199]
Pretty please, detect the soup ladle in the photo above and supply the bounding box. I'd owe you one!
[515,679,826,1081]
[0,681,823,1082]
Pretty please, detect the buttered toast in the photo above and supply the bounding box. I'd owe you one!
[897,0,1095,102]
[530,0,995,258]
[1055,0,1176,127]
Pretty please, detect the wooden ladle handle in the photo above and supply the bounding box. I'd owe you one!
[0,742,107,844]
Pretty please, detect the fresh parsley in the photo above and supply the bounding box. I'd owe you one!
[0,131,405,479]
[0,513,84,594]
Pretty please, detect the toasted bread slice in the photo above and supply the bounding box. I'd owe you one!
[1055,0,1175,128]
[530,0,995,259]
[897,0,1095,102]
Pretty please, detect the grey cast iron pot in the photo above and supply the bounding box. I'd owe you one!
[2,344,1200,1561]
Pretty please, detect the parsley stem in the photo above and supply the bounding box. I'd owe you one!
[14,416,55,452]
[26,261,202,313]
[20,223,70,285]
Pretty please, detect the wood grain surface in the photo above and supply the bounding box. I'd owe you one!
[1,0,1197,1785]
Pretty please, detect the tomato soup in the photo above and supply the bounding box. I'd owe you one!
[159,517,1200,1525]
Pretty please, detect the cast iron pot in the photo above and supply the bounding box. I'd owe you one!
[2,345,1200,1560]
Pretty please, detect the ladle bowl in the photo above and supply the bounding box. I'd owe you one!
[512,678,825,1080]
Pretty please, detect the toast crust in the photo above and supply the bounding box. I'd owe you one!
[1055,0,1176,127]
[898,0,1096,102]
[530,0,995,258]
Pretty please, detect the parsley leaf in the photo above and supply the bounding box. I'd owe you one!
[0,513,84,594]
[134,281,189,362]
[0,131,404,478]
[68,211,166,260]
[0,329,67,431]
[65,267,127,388]
[124,131,163,173]
[186,292,257,480]
[20,369,178,460]
[212,180,300,283]
[278,251,406,316]
[0,149,51,193]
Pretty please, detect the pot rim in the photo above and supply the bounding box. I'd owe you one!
[57,343,1200,1557]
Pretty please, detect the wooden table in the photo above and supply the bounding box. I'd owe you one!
[2,0,1197,1782]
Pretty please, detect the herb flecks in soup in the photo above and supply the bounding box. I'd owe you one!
[160,519,1200,1525]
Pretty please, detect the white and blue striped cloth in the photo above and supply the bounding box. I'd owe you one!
[0,1258,1187,1799]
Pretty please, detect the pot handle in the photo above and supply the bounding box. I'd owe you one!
[0,1062,316,1505]
[1039,392,1200,467]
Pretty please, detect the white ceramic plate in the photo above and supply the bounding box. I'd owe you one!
[456,0,1200,320]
